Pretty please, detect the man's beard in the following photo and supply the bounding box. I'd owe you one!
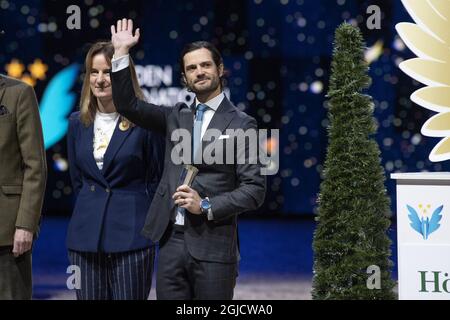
[188,76,220,95]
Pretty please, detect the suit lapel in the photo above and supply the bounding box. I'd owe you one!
[101,120,133,174]
[179,103,194,164]
[202,96,235,150]
[179,103,194,136]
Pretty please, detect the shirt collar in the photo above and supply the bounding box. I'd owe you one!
[96,110,119,120]
[195,92,225,112]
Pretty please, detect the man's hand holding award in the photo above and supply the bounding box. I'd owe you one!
[172,165,203,215]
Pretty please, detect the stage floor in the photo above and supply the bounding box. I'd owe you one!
[31,217,398,300]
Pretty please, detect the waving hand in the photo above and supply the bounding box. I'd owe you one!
[111,18,140,58]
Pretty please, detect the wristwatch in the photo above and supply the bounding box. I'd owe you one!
[200,197,211,214]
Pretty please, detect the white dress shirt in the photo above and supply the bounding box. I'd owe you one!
[93,111,119,170]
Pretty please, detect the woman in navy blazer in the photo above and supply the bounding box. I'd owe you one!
[66,41,164,300]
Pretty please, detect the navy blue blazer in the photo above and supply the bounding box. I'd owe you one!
[66,111,164,253]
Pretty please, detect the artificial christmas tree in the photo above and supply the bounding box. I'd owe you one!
[312,23,395,300]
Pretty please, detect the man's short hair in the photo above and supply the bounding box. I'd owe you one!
[179,41,226,88]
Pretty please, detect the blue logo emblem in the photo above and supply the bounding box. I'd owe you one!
[39,64,79,149]
[407,204,443,240]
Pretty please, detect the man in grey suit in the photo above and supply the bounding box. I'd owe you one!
[110,19,266,300]
[0,31,47,299]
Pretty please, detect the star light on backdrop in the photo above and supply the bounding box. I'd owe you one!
[4,58,48,86]
[5,59,25,78]
[28,59,48,80]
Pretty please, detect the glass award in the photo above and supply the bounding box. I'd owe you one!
[178,164,199,187]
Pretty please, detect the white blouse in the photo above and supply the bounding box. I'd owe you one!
[93,111,119,170]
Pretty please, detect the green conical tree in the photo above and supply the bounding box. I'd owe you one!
[312,23,396,300]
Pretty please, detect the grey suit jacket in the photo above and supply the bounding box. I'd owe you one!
[0,75,47,246]
[112,67,266,263]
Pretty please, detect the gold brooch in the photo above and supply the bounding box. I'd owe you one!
[119,120,129,131]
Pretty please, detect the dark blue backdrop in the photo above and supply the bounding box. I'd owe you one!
[1,0,447,216]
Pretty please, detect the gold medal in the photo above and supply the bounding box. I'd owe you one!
[119,120,129,131]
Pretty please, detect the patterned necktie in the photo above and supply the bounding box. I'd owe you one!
[193,103,208,163]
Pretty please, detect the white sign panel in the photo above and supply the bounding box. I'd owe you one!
[393,172,450,300]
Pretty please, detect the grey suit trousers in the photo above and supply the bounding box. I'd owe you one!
[156,226,237,300]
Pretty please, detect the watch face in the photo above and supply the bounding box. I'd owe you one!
[201,199,211,210]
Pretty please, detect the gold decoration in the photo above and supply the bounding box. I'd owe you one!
[119,120,129,131]
[28,59,48,80]
[5,59,25,78]
[4,58,48,87]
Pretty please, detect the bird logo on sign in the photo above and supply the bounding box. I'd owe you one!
[407,204,443,240]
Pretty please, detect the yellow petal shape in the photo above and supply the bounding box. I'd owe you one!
[398,0,450,163]
[428,0,450,21]
[396,23,450,62]
[411,87,450,113]
[399,58,450,86]
[429,137,450,162]
[422,112,450,137]
[401,0,450,43]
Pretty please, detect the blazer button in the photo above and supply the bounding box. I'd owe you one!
[105,188,110,193]
[90,185,95,192]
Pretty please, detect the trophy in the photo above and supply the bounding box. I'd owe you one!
[178,164,199,188]
[176,165,198,210]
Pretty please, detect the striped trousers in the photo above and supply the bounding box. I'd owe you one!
[68,247,154,300]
